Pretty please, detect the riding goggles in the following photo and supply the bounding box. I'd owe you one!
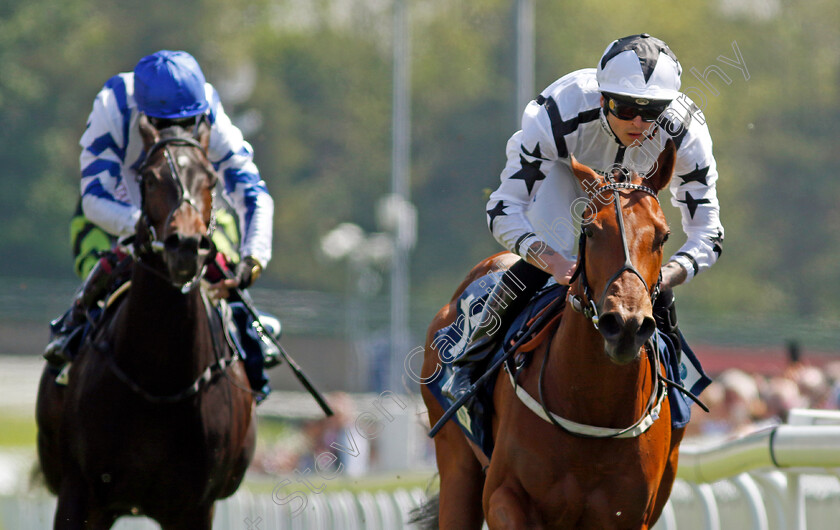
[603,93,670,122]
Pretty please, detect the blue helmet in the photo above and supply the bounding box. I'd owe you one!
[134,50,209,119]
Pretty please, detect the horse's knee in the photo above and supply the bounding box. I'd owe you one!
[487,486,529,530]
[54,478,91,529]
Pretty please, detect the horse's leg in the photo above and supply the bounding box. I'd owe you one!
[36,367,65,494]
[81,510,117,530]
[53,469,91,530]
[486,483,531,530]
[433,422,486,529]
[161,505,214,530]
[649,426,686,525]
[421,377,484,529]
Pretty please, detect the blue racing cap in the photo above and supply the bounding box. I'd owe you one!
[134,50,209,119]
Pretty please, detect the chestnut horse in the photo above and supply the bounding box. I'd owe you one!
[36,117,256,529]
[419,141,683,529]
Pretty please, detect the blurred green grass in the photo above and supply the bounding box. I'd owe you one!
[0,413,37,449]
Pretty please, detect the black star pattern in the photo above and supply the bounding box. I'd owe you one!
[709,230,724,257]
[677,163,710,186]
[677,191,711,218]
[522,142,548,160]
[487,200,508,232]
[510,143,546,195]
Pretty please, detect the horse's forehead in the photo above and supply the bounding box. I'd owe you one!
[593,192,662,232]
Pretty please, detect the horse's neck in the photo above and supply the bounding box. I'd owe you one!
[114,265,214,377]
[545,309,654,424]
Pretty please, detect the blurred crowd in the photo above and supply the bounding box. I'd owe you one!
[250,360,840,476]
[685,360,840,440]
[253,392,373,477]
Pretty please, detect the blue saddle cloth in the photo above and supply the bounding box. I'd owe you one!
[427,273,712,460]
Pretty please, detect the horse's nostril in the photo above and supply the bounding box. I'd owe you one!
[198,235,213,252]
[598,313,623,340]
[637,317,656,342]
[163,234,181,253]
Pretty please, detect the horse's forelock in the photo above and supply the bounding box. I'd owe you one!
[158,125,192,140]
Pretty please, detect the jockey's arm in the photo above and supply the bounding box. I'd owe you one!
[522,240,577,285]
[202,86,273,298]
[660,260,688,290]
[663,113,724,288]
[487,98,580,284]
[79,74,142,239]
[203,86,273,270]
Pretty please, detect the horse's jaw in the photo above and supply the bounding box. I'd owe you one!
[162,234,212,289]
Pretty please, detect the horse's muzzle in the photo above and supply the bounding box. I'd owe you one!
[598,311,656,364]
[163,233,213,286]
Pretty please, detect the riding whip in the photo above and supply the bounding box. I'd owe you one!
[221,269,334,417]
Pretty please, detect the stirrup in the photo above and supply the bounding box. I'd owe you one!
[264,351,281,369]
[55,363,72,386]
[441,366,473,402]
[43,326,83,365]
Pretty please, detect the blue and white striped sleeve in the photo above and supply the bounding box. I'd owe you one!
[79,74,141,237]
[205,85,274,267]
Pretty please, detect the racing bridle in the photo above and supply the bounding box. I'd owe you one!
[522,177,669,438]
[136,132,217,291]
[567,179,663,329]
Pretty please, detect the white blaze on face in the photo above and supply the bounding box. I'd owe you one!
[177,155,189,167]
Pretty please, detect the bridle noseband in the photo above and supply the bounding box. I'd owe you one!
[567,180,662,329]
[136,134,217,291]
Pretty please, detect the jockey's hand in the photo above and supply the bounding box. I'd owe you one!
[660,261,687,290]
[207,256,263,299]
[523,241,577,285]
[207,278,239,300]
[235,256,263,290]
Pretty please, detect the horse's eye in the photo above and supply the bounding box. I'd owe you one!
[583,226,594,238]
[663,232,670,244]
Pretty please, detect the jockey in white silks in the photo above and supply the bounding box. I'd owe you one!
[443,34,724,400]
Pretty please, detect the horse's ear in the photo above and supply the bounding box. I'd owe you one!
[645,139,676,192]
[194,116,211,151]
[569,154,600,193]
[138,114,159,150]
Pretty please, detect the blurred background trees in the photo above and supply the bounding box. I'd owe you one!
[1,0,838,346]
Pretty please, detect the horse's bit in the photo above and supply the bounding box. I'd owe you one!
[136,135,217,291]
[567,179,662,329]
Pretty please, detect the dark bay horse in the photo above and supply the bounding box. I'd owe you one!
[36,116,256,529]
[419,141,683,529]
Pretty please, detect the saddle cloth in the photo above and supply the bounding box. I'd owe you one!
[427,273,712,460]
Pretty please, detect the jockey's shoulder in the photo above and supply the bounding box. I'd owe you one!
[534,69,602,120]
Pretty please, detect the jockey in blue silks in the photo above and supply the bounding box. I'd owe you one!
[46,51,277,399]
